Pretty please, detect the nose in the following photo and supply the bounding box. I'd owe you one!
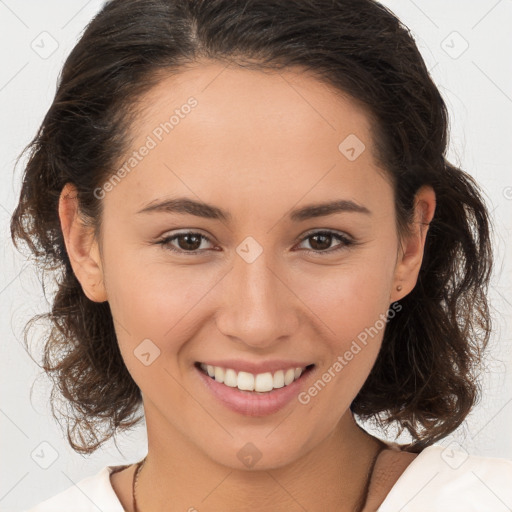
[215,251,300,350]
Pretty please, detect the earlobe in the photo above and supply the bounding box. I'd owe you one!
[391,185,436,303]
[58,183,107,303]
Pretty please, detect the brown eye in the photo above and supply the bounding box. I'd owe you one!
[297,230,354,255]
[157,231,213,255]
[174,233,203,251]
[308,233,334,251]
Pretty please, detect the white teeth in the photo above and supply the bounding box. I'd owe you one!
[254,372,274,392]
[214,366,225,383]
[199,364,308,392]
[273,370,285,389]
[224,368,238,387]
[284,368,295,386]
[237,371,255,391]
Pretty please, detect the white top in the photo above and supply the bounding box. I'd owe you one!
[25,443,512,512]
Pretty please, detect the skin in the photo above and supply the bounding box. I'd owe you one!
[58,60,436,511]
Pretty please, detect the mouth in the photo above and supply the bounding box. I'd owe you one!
[194,361,316,416]
[195,362,315,393]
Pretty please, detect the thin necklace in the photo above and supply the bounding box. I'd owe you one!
[132,442,385,512]
[132,455,146,512]
[356,440,386,512]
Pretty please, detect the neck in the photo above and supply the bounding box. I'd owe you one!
[135,409,385,512]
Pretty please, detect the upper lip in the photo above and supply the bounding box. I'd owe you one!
[197,359,314,375]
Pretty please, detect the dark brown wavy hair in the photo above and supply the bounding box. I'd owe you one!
[10,0,493,454]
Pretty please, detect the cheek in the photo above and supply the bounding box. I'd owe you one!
[104,251,215,351]
[291,260,394,421]
[294,256,395,346]
[103,259,203,403]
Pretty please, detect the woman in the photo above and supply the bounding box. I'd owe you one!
[11,0,511,511]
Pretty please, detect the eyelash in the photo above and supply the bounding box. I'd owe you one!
[155,230,356,256]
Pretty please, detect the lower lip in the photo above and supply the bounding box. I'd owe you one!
[195,364,315,417]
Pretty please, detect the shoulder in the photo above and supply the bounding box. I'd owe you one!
[24,465,126,512]
[378,443,512,512]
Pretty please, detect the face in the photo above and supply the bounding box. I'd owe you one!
[60,60,434,471]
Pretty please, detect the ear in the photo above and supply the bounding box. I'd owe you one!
[390,185,436,303]
[58,182,108,303]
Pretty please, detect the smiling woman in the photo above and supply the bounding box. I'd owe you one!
[10,0,512,511]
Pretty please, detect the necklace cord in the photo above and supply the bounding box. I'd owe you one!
[356,440,387,512]
[132,456,147,512]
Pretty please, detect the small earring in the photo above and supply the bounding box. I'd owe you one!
[396,284,403,291]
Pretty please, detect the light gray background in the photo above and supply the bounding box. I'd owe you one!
[1,1,511,511]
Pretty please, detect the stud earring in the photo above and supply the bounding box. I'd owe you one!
[396,284,403,291]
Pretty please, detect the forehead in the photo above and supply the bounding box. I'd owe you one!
[107,61,391,218]
[134,61,375,153]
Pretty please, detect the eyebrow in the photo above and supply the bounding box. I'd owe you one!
[137,197,371,221]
